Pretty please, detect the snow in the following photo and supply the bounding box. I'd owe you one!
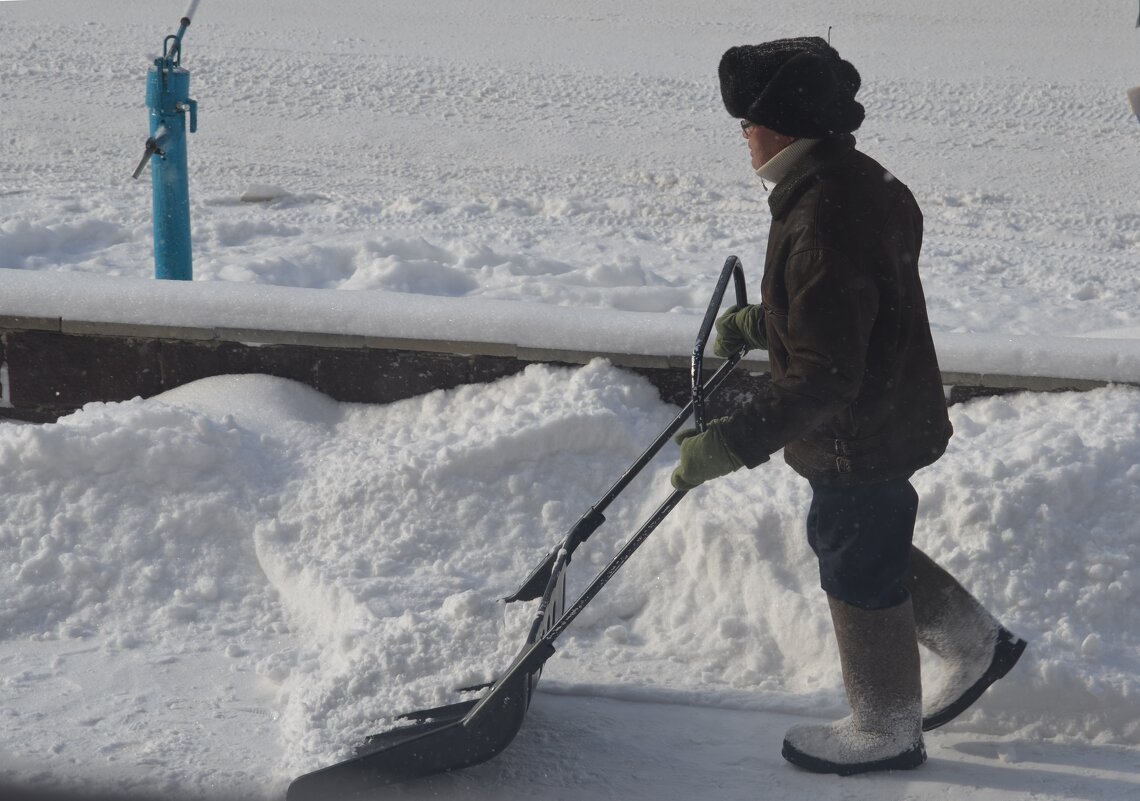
[6,267,1140,386]
[1,1,1139,800]
[3,371,1139,800]
[2,1,1138,339]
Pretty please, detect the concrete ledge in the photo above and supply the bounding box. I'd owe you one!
[1,268,1137,422]
[0,328,771,423]
[0,314,61,333]
[213,327,368,349]
[941,370,1110,394]
[61,319,217,342]
[3,319,1127,425]
[363,337,520,359]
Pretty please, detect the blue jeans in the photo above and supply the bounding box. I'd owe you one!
[806,477,919,610]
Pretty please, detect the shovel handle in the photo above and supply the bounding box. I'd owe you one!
[692,255,747,432]
[477,257,752,732]
[504,256,749,604]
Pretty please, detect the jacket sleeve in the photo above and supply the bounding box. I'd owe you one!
[718,246,879,468]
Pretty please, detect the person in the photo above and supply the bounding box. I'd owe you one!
[670,37,1027,776]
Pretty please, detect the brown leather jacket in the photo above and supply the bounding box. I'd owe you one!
[720,134,953,485]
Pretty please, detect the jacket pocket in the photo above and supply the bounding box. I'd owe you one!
[761,300,788,317]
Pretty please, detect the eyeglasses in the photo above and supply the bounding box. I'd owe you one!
[740,119,758,135]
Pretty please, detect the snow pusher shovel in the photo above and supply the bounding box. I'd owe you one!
[286,256,749,800]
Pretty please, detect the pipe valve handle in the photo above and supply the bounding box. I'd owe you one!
[132,138,164,180]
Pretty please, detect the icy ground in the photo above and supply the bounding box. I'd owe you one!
[1,0,1139,799]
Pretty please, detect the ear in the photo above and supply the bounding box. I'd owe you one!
[772,130,799,148]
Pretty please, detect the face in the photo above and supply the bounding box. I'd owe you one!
[741,121,796,170]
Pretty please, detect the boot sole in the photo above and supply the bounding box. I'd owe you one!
[922,627,1027,732]
[781,739,926,776]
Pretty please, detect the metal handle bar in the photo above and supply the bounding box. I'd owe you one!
[505,255,747,604]
[469,259,751,727]
[693,254,746,432]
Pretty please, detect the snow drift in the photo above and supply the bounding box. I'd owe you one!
[1,367,1138,797]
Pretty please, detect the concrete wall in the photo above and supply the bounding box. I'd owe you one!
[1,270,1132,422]
[0,323,775,423]
[0,315,1116,424]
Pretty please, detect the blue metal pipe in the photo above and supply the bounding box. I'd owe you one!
[137,3,200,281]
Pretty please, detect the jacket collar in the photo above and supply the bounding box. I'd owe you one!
[768,133,857,219]
[756,137,821,185]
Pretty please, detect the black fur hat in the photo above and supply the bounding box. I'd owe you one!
[718,37,864,137]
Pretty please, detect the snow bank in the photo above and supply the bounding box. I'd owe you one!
[0,398,280,647]
[2,366,1138,796]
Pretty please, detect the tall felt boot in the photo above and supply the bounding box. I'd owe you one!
[782,595,926,776]
[906,547,1027,731]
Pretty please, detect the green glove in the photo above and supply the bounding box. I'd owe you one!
[713,304,768,358]
[670,419,745,490]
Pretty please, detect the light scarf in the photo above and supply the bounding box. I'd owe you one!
[756,137,821,185]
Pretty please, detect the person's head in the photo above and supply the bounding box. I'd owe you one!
[719,37,864,166]
[739,119,798,171]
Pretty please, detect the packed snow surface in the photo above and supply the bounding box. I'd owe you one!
[1,1,1139,800]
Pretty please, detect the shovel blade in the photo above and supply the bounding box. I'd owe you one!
[286,672,530,801]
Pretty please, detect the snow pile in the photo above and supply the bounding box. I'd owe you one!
[2,367,1138,796]
[914,389,1140,743]
[0,399,281,648]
